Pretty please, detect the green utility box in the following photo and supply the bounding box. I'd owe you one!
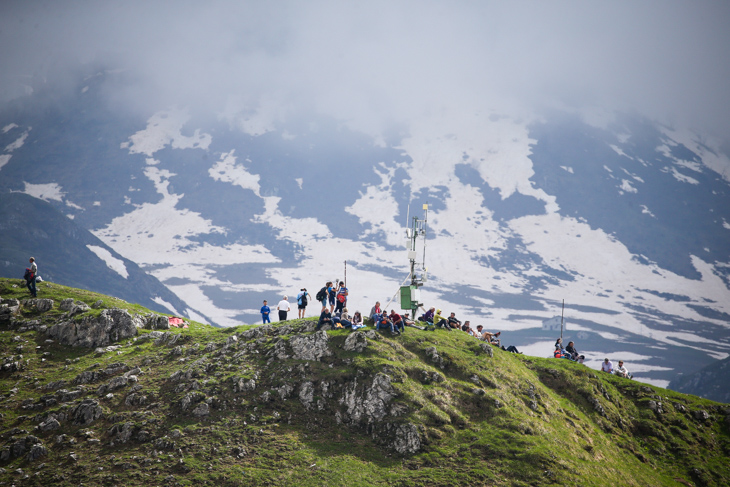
[400,285,420,310]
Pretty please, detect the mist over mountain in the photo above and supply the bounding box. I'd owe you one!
[0,65,729,392]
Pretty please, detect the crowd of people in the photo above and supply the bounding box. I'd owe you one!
[259,279,633,377]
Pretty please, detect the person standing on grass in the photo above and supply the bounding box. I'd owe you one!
[297,288,311,319]
[277,296,291,322]
[260,300,271,324]
[26,257,38,298]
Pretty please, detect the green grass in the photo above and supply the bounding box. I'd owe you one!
[0,278,729,486]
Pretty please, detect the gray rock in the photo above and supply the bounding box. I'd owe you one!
[192,403,210,417]
[38,418,61,432]
[693,410,710,421]
[341,374,397,424]
[478,342,494,357]
[59,298,91,317]
[299,381,315,410]
[47,309,140,348]
[385,422,421,455]
[73,370,104,385]
[23,299,54,313]
[144,314,170,330]
[648,400,664,414]
[26,443,47,462]
[109,422,135,444]
[232,377,256,393]
[343,331,370,352]
[424,347,445,368]
[290,331,332,361]
[72,399,103,425]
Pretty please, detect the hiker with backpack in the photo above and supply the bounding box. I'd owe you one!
[335,282,348,313]
[296,288,311,318]
[316,282,332,312]
[328,281,338,312]
[25,257,38,298]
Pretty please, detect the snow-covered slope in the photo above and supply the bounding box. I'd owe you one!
[1,74,729,388]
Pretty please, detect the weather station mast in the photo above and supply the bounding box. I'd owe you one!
[400,204,428,319]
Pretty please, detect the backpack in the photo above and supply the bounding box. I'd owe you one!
[315,287,327,301]
[337,293,346,303]
[299,292,308,306]
[24,268,31,282]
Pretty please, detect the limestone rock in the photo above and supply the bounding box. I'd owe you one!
[47,309,140,348]
[290,331,332,361]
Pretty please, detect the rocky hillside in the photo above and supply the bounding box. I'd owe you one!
[0,278,729,487]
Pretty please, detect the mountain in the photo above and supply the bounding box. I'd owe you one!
[1,67,729,390]
[0,193,195,320]
[0,279,728,486]
[670,355,730,404]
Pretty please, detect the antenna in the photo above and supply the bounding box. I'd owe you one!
[396,203,429,319]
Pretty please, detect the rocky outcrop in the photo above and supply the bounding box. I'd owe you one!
[290,331,332,361]
[0,299,20,323]
[343,330,379,352]
[22,298,54,313]
[59,298,91,317]
[47,309,141,348]
[143,314,170,330]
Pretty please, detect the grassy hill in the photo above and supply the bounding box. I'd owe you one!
[0,277,728,486]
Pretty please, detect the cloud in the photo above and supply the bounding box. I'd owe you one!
[2,0,729,139]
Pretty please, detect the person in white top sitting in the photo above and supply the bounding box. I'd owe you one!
[601,358,614,373]
[614,360,631,379]
[277,296,291,321]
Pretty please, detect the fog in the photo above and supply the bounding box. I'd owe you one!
[2,0,729,139]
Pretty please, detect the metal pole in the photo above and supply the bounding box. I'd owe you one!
[560,299,565,340]
[344,260,347,287]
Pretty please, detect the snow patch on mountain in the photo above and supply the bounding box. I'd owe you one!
[126,108,212,157]
[22,182,65,202]
[208,150,261,195]
[0,155,10,171]
[86,245,128,278]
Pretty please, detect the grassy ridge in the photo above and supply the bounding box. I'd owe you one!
[0,278,728,486]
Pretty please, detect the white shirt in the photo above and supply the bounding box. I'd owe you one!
[601,360,613,372]
[277,299,291,311]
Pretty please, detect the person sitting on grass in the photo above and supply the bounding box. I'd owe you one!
[554,345,572,360]
[389,310,405,333]
[419,307,435,324]
[433,309,450,331]
[351,311,364,330]
[447,312,461,330]
[601,358,614,373]
[316,308,333,331]
[475,325,499,344]
[369,301,382,321]
[375,312,399,335]
[565,341,585,364]
[614,360,631,379]
[339,308,354,329]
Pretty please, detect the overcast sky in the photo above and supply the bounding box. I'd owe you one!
[2,0,729,140]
